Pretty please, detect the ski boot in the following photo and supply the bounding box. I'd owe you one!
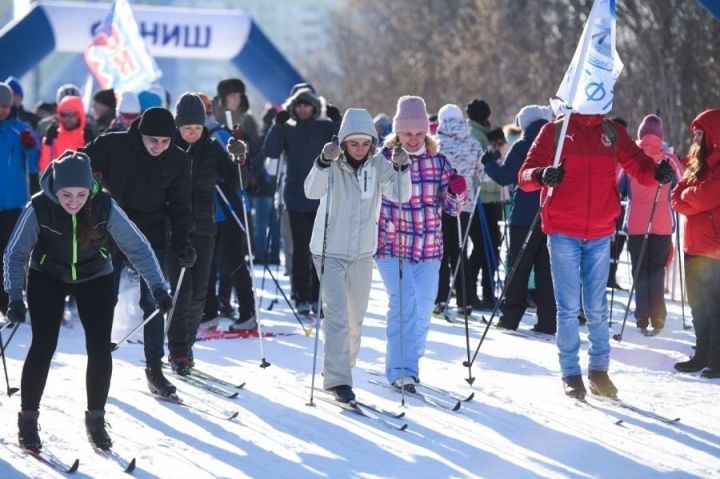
[145,366,177,397]
[229,315,258,332]
[169,355,193,376]
[328,385,356,404]
[562,375,586,400]
[674,356,707,373]
[18,410,42,450]
[392,376,417,394]
[588,370,618,399]
[85,410,112,449]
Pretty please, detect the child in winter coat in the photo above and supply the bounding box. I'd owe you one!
[434,104,484,315]
[619,115,682,335]
[304,108,411,403]
[671,108,720,379]
[3,150,171,450]
[375,96,467,392]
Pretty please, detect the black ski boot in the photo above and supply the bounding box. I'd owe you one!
[145,366,177,397]
[674,356,707,373]
[328,385,356,403]
[85,410,112,449]
[562,375,586,400]
[18,410,42,450]
[169,355,193,376]
[392,377,417,394]
[588,370,618,398]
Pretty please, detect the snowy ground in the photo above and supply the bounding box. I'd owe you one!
[0,260,718,479]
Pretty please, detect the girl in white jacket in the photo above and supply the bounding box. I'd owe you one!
[304,108,411,403]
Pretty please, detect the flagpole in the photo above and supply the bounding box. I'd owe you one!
[549,0,598,175]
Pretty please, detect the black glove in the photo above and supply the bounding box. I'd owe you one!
[481,149,501,165]
[152,288,173,314]
[326,105,342,123]
[175,242,197,268]
[7,300,27,323]
[537,164,565,187]
[275,110,290,125]
[654,159,674,185]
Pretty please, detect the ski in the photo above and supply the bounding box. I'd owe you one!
[368,379,462,412]
[22,446,80,473]
[590,396,680,424]
[172,373,239,399]
[161,363,246,390]
[314,395,408,431]
[364,369,474,404]
[95,447,136,474]
[354,400,406,419]
[575,399,625,425]
[159,364,239,399]
[148,392,239,421]
[500,327,556,343]
[196,329,297,341]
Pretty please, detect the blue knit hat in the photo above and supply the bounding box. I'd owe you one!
[5,76,23,99]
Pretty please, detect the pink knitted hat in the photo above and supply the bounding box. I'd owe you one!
[637,114,664,140]
[393,95,429,133]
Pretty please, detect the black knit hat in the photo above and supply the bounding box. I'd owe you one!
[138,107,176,137]
[93,88,116,110]
[52,150,94,192]
[466,99,491,124]
[217,78,245,98]
[175,93,206,127]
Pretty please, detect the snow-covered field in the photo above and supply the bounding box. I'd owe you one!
[0,262,718,479]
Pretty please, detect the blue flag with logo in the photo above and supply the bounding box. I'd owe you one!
[83,0,161,91]
[553,0,623,115]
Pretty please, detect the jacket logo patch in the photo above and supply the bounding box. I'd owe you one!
[565,134,575,142]
[601,134,612,147]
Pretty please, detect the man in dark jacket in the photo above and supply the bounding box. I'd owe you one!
[263,85,336,314]
[483,105,556,334]
[82,107,195,397]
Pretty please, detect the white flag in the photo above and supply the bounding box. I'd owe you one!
[553,0,623,115]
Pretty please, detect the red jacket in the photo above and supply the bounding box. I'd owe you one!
[671,109,720,260]
[518,114,657,240]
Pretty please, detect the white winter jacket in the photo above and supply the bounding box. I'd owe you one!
[305,153,411,260]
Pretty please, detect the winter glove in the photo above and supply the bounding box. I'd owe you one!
[487,127,506,146]
[536,164,565,187]
[481,149,501,165]
[20,129,36,149]
[174,242,197,268]
[227,138,248,166]
[152,288,173,314]
[7,300,27,323]
[391,144,410,168]
[321,141,341,162]
[654,158,674,184]
[274,110,291,125]
[448,171,467,196]
[326,105,342,124]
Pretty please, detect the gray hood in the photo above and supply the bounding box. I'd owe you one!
[283,88,322,121]
[338,108,378,144]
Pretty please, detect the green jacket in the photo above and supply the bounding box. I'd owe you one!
[469,120,503,203]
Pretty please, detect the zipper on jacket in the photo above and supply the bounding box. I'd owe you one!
[40,254,46,265]
[99,247,108,259]
[71,214,78,280]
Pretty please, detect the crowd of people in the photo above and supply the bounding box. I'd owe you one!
[0,73,718,450]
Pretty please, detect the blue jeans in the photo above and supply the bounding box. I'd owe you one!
[252,196,280,263]
[112,248,166,368]
[375,258,440,384]
[548,234,611,377]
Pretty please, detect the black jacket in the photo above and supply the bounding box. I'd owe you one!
[81,119,192,249]
[174,128,239,236]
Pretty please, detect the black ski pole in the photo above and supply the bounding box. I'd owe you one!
[464,207,541,369]
[308,157,334,406]
[608,229,619,327]
[258,153,284,310]
[455,211,475,385]
[675,211,690,330]
[613,184,663,342]
[1,324,20,396]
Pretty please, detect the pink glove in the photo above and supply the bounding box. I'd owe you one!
[448,172,467,196]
